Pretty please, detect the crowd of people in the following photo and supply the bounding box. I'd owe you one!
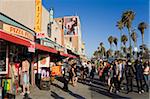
[97,58,149,94]
[63,58,149,95]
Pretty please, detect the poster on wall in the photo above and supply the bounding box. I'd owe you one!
[64,16,78,35]
[38,54,50,73]
[51,66,62,76]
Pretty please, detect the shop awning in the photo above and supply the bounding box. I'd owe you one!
[35,43,58,54]
[0,30,31,47]
[60,52,77,58]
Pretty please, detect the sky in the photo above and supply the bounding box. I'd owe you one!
[43,0,149,58]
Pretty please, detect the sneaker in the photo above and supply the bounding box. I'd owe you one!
[27,91,30,94]
[121,87,124,90]
[141,90,144,93]
[116,90,119,94]
[89,82,91,84]
[21,92,25,96]
[138,91,141,94]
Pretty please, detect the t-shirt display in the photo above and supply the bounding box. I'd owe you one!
[0,41,7,73]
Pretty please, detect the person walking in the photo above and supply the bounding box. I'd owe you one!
[70,63,78,87]
[134,59,144,94]
[80,65,85,83]
[143,61,149,92]
[113,60,120,94]
[125,60,134,94]
[108,62,114,93]
[89,62,96,84]
[21,57,30,96]
[87,61,92,77]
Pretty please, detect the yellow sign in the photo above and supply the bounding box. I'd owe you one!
[51,66,62,76]
[3,23,34,41]
[35,0,42,32]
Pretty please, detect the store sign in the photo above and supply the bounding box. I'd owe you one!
[35,0,42,32]
[28,42,35,52]
[36,33,46,38]
[51,66,62,76]
[3,24,34,41]
[42,40,55,48]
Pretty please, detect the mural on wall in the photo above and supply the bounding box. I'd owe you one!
[64,16,78,35]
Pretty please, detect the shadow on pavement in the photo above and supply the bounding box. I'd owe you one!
[68,90,86,99]
[23,93,32,99]
[78,79,108,92]
[51,91,64,99]
[51,82,86,99]
[89,87,131,99]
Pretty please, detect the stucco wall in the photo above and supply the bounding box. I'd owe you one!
[0,0,35,30]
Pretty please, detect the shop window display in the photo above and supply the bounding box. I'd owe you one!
[0,41,8,74]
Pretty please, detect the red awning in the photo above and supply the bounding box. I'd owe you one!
[35,43,58,54]
[0,30,31,47]
[60,52,77,58]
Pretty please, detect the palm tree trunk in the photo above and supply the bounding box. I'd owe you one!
[128,28,132,56]
[120,29,123,50]
[142,35,144,56]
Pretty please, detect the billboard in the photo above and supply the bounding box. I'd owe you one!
[64,16,78,35]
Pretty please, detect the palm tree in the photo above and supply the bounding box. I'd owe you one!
[106,49,112,58]
[113,37,118,50]
[138,22,147,51]
[121,35,128,46]
[99,42,106,58]
[116,20,124,50]
[93,50,98,58]
[97,47,100,58]
[114,50,120,58]
[116,20,124,34]
[131,30,137,47]
[108,36,114,50]
[121,10,135,55]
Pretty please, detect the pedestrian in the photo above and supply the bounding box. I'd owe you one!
[21,57,30,95]
[68,58,73,84]
[125,60,134,94]
[118,59,124,90]
[113,60,120,94]
[108,62,115,93]
[98,60,104,82]
[87,61,92,77]
[70,63,78,87]
[134,59,144,94]
[89,62,96,84]
[143,61,149,92]
[80,65,84,83]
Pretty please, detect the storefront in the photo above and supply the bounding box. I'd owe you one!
[0,13,35,96]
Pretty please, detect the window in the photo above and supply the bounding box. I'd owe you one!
[47,23,51,37]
